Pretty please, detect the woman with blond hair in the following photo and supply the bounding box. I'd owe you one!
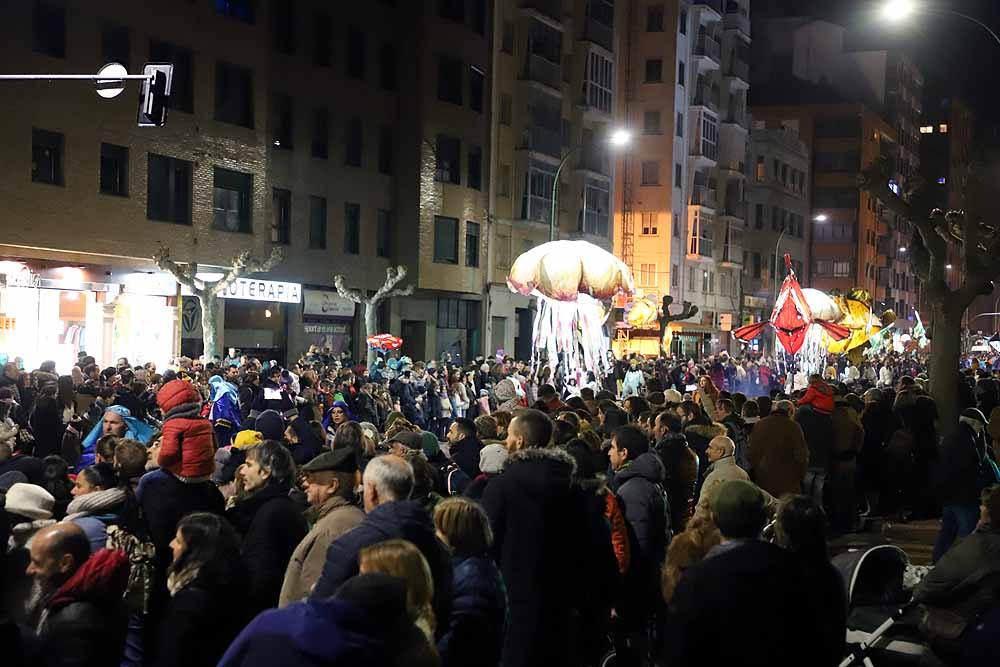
[661,514,722,603]
[433,497,507,667]
[359,539,437,643]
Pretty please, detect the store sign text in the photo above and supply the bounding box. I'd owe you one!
[219,279,302,304]
[303,289,356,318]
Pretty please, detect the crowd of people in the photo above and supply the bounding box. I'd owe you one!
[0,345,998,667]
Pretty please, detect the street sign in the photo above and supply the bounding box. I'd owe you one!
[95,63,127,98]
[137,63,173,127]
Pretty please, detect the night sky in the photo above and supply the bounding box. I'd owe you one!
[755,0,1000,127]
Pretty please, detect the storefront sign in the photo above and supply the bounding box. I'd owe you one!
[181,298,202,338]
[743,295,768,309]
[304,323,349,335]
[219,279,301,304]
[303,289,355,318]
[2,269,41,288]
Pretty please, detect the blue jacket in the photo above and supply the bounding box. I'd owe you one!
[311,500,453,633]
[438,556,508,667]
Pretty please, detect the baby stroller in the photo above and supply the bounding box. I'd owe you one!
[834,545,927,666]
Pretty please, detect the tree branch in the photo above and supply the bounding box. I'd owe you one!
[211,247,285,296]
[153,248,200,293]
[370,266,415,304]
[333,274,367,304]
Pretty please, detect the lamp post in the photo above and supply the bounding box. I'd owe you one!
[550,129,631,242]
[881,1,1000,47]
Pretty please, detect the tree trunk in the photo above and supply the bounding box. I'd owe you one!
[200,292,219,361]
[365,301,378,369]
[930,302,963,439]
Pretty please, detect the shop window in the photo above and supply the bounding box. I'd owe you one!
[467,145,482,190]
[435,135,461,184]
[376,209,391,258]
[272,188,291,245]
[379,43,397,90]
[347,28,365,80]
[344,116,362,167]
[470,66,484,113]
[438,55,464,105]
[99,143,128,196]
[216,0,254,23]
[312,13,330,66]
[465,221,480,267]
[33,1,65,58]
[147,153,192,224]
[271,0,295,54]
[311,108,329,159]
[434,215,459,264]
[212,167,253,233]
[31,128,63,186]
[309,195,327,249]
[438,297,480,329]
[214,61,254,128]
[150,41,193,113]
[378,125,393,174]
[101,23,129,69]
[344,202,361,254]
[272,94,293,148]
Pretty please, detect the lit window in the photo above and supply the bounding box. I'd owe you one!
[919,125,934,134]
[939,124,949,134]
[937,177,946,185]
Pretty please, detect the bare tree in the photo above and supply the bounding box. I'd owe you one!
[334,265,414,367]
[154,247,285,361]
[658,295,699,358]
[860,157,998,434]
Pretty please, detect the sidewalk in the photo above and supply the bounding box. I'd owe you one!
[830,518,940,566]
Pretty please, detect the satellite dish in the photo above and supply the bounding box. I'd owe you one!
[95,62,127,99]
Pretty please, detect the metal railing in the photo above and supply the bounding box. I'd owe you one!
[726,58,749,81]
[582,16,614,51]
[692,84,720,111]
[691,185,718,208]
[694,34,721,62]
[520,0,562,23]
[521,126,562,158]
[692,0,724,14]
[522,53,562,90]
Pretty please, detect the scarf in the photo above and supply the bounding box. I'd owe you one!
[166,565,201,596]
[64,487,127,521]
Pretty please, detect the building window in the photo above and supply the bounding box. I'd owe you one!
[647,5,664,32]
[438,55,464,105]
[345,116,363,167]
[500,93,512,125]
[271,0,295,54]
[150,41,193,113]
[754,203,764,230]
[644,58,663,83]
[671,263,679,288]
[101,23,129,69]
[641,161,660,186]
[833,261,851,277]
[379,43,397,90]
[99,143,128,196]
[312,13,330,66]
[919,125,934,134]
[498,164,511,197]
[674,163,682,188]
[465,221,481,267]
[755,155,765,181]
[216,0,254,23]
[214,61,254,128]
[311,108,328,159]
[639,263,656,287]
[752,252,761,278]
[521,160,555,222]
[347,28,365,79]
[468,145,482,190]
[271,188,291,245]
[31,128,63,186]
[641,212,658,235]
[470,66,484,113]
[679,9,687,35]
[581,178,610,236]
[690,210,713,257]
[434,216,459,264]
[344,202,361,254]
[702,270,710,293]
[435,135,461,184]
[309,196,327,249]
[643,111,661,134]
[673,211,681,237]
[688,266,696,291]
[701,113,718,159]
[586,51,614,114]
[676,112,684,137]
[33,1,65,58]
[272,94,293,149]
[212,167,253,233]
[677,61,685,87]
[147,154,192,224]
[376,209,391,257]
[378,125,393,174]
[939,123,948,134]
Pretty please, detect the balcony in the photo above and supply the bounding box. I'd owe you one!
[576,146,611,177]
[690,185,718,209]
[520,0,563,26]
[722,108,748,130]
[724,59,749,87]
[691,0,724,21]
[720,196,746,221]
[521,53,562,93]
[723,2,750,35]
[692,33,721,69]
[691,84,720,112]
[581,16,614,52]
[519,126,562,158]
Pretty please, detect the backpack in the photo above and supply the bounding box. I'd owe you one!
[437,460,471,496]
[654,482,673,551]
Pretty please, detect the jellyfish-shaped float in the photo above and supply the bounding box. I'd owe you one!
[507,240,635,379]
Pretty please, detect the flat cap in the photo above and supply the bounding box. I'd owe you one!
[301,448,358,474]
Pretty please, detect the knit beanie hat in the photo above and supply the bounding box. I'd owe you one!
[254,410,285,441]
[479,443,508,474]
[4,483,55,520]
[233,430,264,449]
[420,431,440,458]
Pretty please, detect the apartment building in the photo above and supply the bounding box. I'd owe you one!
[743,125,810,354]
[614,0,750,358]
[0,1,496,368]
[486,0,622,360]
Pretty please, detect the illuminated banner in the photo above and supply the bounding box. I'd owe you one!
[218,278,301,304]
[303,289,355,318]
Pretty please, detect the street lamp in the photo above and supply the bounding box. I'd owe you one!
[880,0,1000,48]
[550,129,632,242]
[813,213,828,222]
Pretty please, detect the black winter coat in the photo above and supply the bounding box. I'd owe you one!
[933,423,986,506]
[226,482,308,615]
[450,435,483,479]
[311,499,454,634]
[796,405,835,472]
[154,582,251,667]
[438,556,508,667]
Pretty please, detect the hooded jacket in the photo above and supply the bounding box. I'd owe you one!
[798,379,834,415]
[438,555,508,667]
[655,432,700,531]
[610,452,668,569]
[38,548,129,667]
[157,380,215,482]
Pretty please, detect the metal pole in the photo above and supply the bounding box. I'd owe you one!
[550,145,582,243]
[924,8,1000,48]
[0,74,152,80]
[773,229,785,302]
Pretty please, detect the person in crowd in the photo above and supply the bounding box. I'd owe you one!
[652,411,699,531]
[359,539,437,641]
[678,400,726,492]
[0,430,44,484]
[446,418,483,480]
[155,512,250,667]
[660,514,721,603]
[828,395,864,534]
[280,450,365,606]
[4,482,56,549]
[665,480,818,666]
[156,379,215,483]
[694,436,750,518]
[226,441,308,615]
[482,409,616,667]
[796,378,835,511]
[26,523,129,667]
[311,454,453,634]
[433,497,508,667]
[717,398,748,469]
[694,375,720,421]
[64,462,125,553]
[464,443,507,500]
[748,399,809,498]
[73,404,155,470]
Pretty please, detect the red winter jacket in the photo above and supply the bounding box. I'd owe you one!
[157,379,215,481]
[797,380,834,416]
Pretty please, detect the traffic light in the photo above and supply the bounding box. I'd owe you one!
[137,63,173,127]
